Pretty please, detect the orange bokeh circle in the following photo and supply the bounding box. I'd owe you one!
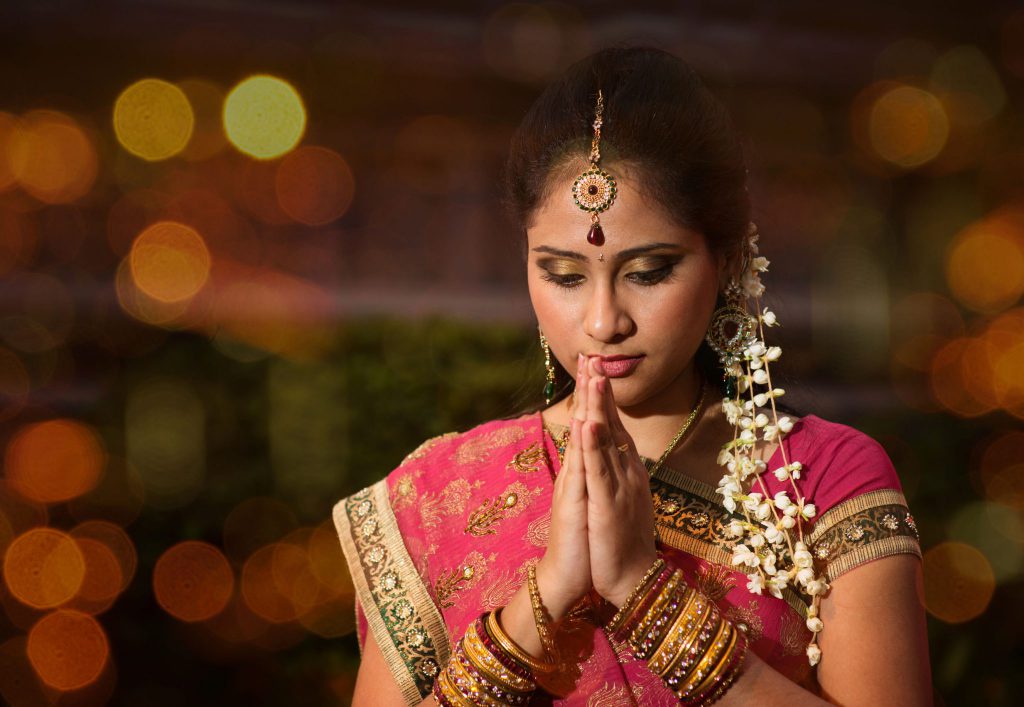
[5,419,106,504]
[27,609,109,691]
[153,541,233,622]
[3,528,85,609]
[922,541,996,623]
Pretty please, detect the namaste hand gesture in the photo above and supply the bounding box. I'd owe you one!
[537,354,660,619]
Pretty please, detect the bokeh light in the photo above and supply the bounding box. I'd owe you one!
[223,75,306,160]
[27,609,109,691]
[66,538,124,616]
[868,85,949,168]
[0,208,39,276]
[70,521,137,595]
[115,255,194,326]
[945,208,1024,313]
[153,541,233,622]
[3,528,85,609]
[125,377,206,509]
[275,146,355,225]
[5,110,98,204]
[0,637,52,706]
[977,430,1024,509]
[4,419,106,504]
[241,543,299,623]
[923,541,996,623]
[0,112,19,192]
[929,337,993,417]
[930,45,1006,127]
[481,3,586,83]
[113,78,195,161]
[129,220,212,303]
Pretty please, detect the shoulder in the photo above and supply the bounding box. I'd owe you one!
[787,414,902,511]
[787,415,921,582]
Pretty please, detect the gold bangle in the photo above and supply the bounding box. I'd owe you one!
[687,623,740,701]
[678,617,733,699]
[647,591,707,676]
[664,600,718,688]
[437,664,474,707]
[448,652,508,707]
[607,557,665,632]
[486,609,558,675]
[527,564,559,663]
[462,623,536,693]
[629,569,684,658]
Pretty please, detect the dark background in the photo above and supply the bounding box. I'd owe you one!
[1,1,1022,705]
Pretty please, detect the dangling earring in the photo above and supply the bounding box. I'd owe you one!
[539,329,557,405]
[705,279,756,396]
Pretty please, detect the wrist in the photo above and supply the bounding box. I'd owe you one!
[605,551,661,609]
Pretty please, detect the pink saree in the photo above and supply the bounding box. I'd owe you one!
[334,411,920,705]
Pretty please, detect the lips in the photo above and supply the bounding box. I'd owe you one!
[595,355,644,378]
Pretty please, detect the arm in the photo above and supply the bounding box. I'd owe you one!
[352,628,436,707]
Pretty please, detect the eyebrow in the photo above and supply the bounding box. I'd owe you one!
[531,242,680,262]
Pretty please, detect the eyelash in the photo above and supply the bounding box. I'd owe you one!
[540,264,676,289]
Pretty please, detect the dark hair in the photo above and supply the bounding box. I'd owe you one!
[503,46,752,407]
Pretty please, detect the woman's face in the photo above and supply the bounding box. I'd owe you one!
[527,164,725,412]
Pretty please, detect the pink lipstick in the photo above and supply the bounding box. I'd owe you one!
[596,355,644,378]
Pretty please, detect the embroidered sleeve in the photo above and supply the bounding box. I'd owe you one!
[333,480,451,705]
[808,489,921,582]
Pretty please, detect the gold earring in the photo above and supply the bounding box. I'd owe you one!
[705,280,756,395]
[539,329,556,405]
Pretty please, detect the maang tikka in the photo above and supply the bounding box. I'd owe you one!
[572,89,617,246]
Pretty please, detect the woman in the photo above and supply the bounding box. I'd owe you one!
[334,47,932,705]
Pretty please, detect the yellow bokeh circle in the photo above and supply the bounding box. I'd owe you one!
[223,75,306,160]
[114,79,195,161]
[868,85,949,169]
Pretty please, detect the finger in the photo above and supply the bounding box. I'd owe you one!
[574,354,589,423]
[564,418,587,499]
[600,374,631,447]
[583,419,618,499]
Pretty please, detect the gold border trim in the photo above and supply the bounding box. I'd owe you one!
[809,489,908,544]
[822,535,922,582]
[334,481,451,704]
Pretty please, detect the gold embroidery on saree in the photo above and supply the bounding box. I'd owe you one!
[506,440,549,474]
[725,599,765,643]
[778,607,810,656]
[390,470,422,512]
[694,562,736,603]
[433,551,493,609]
[334,482,449,704]
[526,510,551,548]
[419,478,483,531]
[588,682,635,707]
[452,426,526,465]
[464,481,541,537]
[808,489,921,581]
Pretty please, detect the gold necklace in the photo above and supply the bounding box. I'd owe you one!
[543,381,707,476]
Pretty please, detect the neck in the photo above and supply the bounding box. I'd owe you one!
[544,363,709,461]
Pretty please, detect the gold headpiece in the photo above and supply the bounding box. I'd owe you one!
[572,89,617,246]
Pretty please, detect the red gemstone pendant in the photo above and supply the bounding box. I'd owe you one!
[587,222,605,246]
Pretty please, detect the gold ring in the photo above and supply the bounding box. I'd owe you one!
[617,443,629,454]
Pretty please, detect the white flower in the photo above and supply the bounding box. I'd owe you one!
[763,524,784,545]
[789,461,802,479]
[752,369,769,385]
[764,346,782,362]
[746,573,765,595]
[738,415,754,430]
[761,551,777,575]
[779,514,796,529]
[754,413,769,428]
[739,428,756,443]
[807,643,821,666]
[793,544,814,569]
[796,567,816,585]
[777,416,794,434]
[763,424,779,442]
[773,492,792,510]
[806,616,822,634]
[727,520,745,537]
[751,256,769,272]
[800,503,817,520]
[742,492,762,513]
[717,449,734,466]
[749,533,766,548]
[746,342,766,358]
[766,574,788,599]
[806,578,828,596]
[761,308,778,326]
[742,270,765,298]
[772,465,790,481]
[723,496,737,513]
[732,544,759,568]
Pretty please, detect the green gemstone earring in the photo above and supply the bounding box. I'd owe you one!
[539,329,556,405]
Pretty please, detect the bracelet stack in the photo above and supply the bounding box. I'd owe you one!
[607,558,748,705]
[432,608,558,705]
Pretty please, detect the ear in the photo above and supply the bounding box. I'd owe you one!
[716,244,744,291]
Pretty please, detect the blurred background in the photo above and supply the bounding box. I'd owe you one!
[0,1,1022,705]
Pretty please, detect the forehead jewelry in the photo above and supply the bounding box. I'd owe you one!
[572,89,617,246]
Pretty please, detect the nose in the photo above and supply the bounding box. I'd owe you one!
[583,280,633,343]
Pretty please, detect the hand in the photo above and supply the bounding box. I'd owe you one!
[534,354,594,620]
[579,356,659,608]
